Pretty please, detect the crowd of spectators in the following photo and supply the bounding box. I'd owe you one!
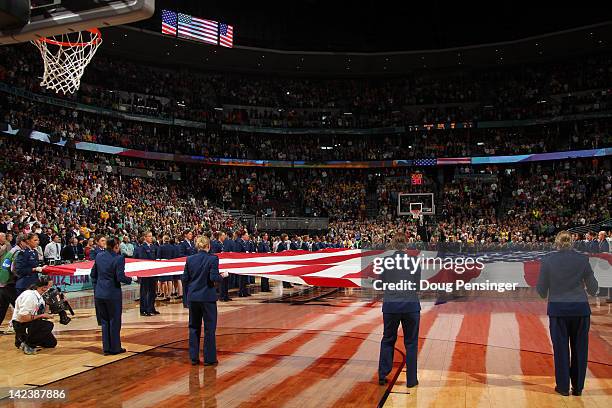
[2,92,610,161]
[0,135,609,260]
[0,43,611,129]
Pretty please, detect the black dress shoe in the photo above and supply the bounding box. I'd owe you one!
[571,389,582,396]
[151,310,161,315]
[407,381,419,388]
[103,350,111,356]
[191,360,200,366]
[109,348,127,355]
[378,378,388,385]
[555,387,569,396]
[140,312,152,316]
[203,361,218,366]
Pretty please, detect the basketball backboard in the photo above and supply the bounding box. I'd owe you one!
[0,0,155,45]
[398,193,435,216]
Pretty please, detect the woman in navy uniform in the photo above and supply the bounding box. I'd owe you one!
[91,237,132,355]
[378,233,421,388]
[14,233,45,296]
[182,235,228,365]
[158,235,178,301]
[537,231,598,396]
[258,233,272,292]
[178,230,197,257]
[211,231,231,302]
[89,235,107,261]
[235,231,251,297]
[134,231,159,316]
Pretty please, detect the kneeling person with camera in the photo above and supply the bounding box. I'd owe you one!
[12,276,57,355]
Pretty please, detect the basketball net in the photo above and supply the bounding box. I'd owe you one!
[31,28,102,95]
[411,209,423,226]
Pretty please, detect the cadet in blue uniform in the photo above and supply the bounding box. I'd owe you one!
[89,235,107,261]
[211,231,231,301]
[537,231,598,396]
[158,235,179,301]
[276,234,293,288]
[378,233,421,388]
[235,231,251,297]
[258,233,272,292]
[182,235,227,365]
[178,230,197,257]
[301,235,310,251]
[14,233,45,296]
[91,237,132,355]
[134,231,159,316]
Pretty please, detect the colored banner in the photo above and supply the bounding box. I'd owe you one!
[1,122,610,168]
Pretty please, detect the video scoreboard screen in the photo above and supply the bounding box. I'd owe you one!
[161,9,234,48]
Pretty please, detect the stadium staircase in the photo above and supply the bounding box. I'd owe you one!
[365,179,379,218]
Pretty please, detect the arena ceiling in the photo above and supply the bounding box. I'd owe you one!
[141,0,612,52]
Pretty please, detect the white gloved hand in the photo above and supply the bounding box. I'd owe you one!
[34,267,44,273]
[132,276,139,282]
[220,271,229,278]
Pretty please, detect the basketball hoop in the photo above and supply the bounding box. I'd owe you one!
[31,28,102,94]
[410,209,422,221]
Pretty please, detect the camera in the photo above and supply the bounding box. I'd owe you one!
[42,286,75,325]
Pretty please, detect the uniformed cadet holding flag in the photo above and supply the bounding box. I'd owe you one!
[182,235,229,366]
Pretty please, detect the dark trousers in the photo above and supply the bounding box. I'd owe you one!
[95,298,123,353]
[219,276,230,300]
[550,315,590,392]
[0,285,17,326]
[260,277,270,292]
[188,301,217,363]
[378,312,420,386]
[13,319,57,349]
[238,275,249,296]
[139,277,158,313]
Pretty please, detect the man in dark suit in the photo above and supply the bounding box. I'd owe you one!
[258,233,272,292]
[537,231,598,396]
[377,233,421,388]
[178,230,197,257]
[594,231,611,303]
[595,231,610,253]
[90,237,132,355]
[134,231,159,316]
[61,237,84,262]
[182,235,228,365]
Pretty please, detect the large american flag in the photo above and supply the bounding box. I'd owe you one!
[161,10,177,36]
[44,249,612,288]
[178,13,218,45]
[219,23,234,48]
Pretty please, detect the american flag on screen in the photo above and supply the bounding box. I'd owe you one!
[414,158,437,166]
[178,13,218,45]
[161,9,177,36]
[437,157,471,165]
[219,23,234,48]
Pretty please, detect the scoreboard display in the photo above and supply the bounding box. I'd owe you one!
[411,173,423,185]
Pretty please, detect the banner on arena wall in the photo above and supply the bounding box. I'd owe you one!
[43,249,612,289]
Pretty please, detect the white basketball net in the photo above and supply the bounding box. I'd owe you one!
[31,29,102,95]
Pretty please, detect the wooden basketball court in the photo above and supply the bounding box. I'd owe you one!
[0,288,610,407]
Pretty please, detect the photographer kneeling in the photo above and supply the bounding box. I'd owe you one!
[12,276,57,355]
